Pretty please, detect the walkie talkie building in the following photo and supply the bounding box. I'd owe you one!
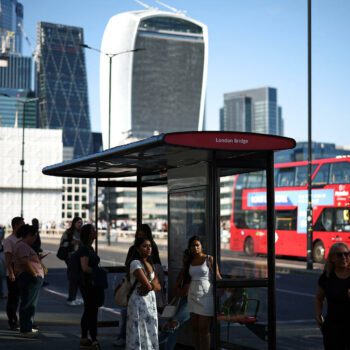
[100,9,208,147]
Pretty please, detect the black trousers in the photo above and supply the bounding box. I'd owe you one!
[80,284,104,341]
[322,322,350,350]
[6,277,20,327]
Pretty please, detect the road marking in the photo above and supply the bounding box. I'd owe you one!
[43,287,121,315]
[277,319,316,324]
[276,288,314,297]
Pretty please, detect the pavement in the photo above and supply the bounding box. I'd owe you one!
[0,233,323,349]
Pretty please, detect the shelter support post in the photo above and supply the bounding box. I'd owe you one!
[266,151,276,350]
[95,177,98,253]
[137,175,142,228]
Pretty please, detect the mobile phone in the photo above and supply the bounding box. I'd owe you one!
[40,252,49,260]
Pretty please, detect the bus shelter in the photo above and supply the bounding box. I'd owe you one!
[43,131,295,350]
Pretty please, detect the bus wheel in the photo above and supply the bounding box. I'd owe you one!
[244,237,254,256]
[313,241,325,263]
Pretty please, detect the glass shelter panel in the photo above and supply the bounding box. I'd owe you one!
[169,188,207,270]
[217,287,268,350]
[220,171,268,280]
[218,168,269,349]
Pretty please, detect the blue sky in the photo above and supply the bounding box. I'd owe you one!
[20,0,350,146]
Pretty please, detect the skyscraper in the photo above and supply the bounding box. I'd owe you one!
[100,9,208,147]
[0,0,23,54]
[0,54,31,89]
[36,22,92,158]
[222,87,284,136]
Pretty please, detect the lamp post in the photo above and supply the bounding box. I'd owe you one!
[80,43,144,245]
[19,97,39,217]
[306,0,313,270]
[80,44,144,148]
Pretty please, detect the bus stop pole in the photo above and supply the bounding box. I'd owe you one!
[266,151,276,350]
[136,175,142,228]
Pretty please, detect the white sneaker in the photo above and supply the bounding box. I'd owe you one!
[66,299,82,306]
[76,298,84,304]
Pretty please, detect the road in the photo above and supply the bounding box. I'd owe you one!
[0,236,323,349]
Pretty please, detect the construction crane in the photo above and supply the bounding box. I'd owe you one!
[134,0,153,10]
[155,0,186,14]
[17,22,39,63]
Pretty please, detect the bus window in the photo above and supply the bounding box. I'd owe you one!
[277,168,295,187]
[245,211,266,229]
[313,164,330,185]
[330,162,350,184]
[314,209,333,231]
[295,166,307,186]
[276,210,297,230]
[274,169,279,187]
[235,174,247,190]
[246,171,265,188]
[334,209,350,232]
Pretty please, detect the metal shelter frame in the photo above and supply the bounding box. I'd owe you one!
[43,131,296,349]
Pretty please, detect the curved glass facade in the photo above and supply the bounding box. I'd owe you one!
[132,15,205,138]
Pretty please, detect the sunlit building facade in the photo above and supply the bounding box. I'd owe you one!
[222,87,284,136]
[100,9,208,148]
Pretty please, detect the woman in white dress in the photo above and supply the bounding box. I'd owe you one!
[126,237,161,350]
[185,235,221,350]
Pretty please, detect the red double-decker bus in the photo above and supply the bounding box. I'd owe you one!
[230,156,350,262]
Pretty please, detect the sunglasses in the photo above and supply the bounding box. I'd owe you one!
[335,252,350,258]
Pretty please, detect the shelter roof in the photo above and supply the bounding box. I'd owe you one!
[42,131,296,179]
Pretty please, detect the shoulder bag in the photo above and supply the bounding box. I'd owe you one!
[56,245,69,261]
[114,276,137,307]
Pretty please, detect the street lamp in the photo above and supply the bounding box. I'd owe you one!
[306,0,313,270]
[80,44,144,148]
[18,97,39,217]
[80,43,144,245]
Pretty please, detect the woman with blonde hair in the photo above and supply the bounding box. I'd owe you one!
[315,242,350,349]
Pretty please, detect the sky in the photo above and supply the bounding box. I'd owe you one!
[19,0,350,146]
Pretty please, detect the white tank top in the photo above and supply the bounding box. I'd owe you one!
[189,259,210,281]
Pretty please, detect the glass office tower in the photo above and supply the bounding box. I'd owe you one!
[222,87,284,136]
[0,54,31,88]
[36,22,92,158]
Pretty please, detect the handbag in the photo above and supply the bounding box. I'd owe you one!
[114,276,137,307]
[161,296,181,319]
[56,245,69,261]
[92,266,108,289]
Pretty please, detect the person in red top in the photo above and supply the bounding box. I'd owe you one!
[3,216,24,330]
[14,224,44,337]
